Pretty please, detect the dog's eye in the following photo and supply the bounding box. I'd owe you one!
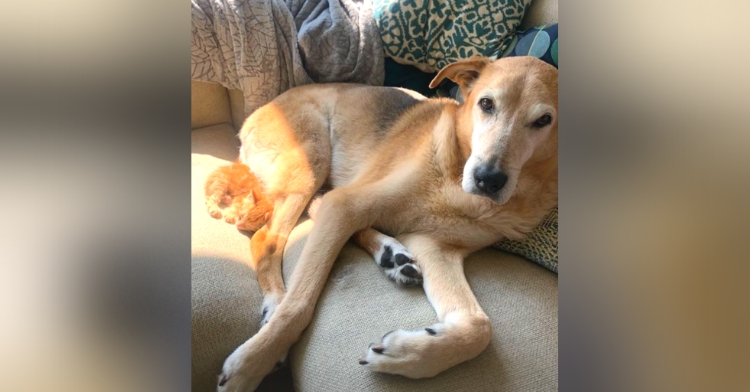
[532,114,552,128]
[479,98,493,112]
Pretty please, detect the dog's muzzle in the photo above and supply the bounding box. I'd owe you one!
[473,164,508,195]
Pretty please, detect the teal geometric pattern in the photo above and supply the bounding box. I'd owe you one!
[502,23,558,68]
[373,0,532,73]
[493,206,558,273]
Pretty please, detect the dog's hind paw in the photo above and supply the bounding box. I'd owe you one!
[375,241,423,286]
[218,335,286,392]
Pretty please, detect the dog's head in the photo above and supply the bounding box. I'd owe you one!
[430,56,558,204]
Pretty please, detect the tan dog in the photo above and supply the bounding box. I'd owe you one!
[214,56,558,391]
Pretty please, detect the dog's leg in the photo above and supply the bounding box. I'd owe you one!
[308,192,422,285]
[242,192,310,371]
[249,193,311,327]
[218,183,391,392]
[359,235,492,378]
[353,228,423,286]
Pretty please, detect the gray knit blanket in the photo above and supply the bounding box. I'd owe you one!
[191,0,384,117]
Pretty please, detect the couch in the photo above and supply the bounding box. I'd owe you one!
[192,1,558,390]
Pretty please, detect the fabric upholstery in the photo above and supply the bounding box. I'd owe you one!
[494,206,558,273]
[191,81,232,130]
[287,225,559,391]
[502,24,559,68]
[228,88,246,131]
[373,0,529,73]
[520,0,558,29]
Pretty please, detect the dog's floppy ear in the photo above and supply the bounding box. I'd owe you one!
[429,57,492,92]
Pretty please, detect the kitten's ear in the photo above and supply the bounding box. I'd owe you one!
[251,185,266,203]
[429,57,492,93]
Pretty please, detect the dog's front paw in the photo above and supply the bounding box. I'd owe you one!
[218,336,284,392]
[359,316,492,378]
[257,295,289,371]
[374,242,423,286]
[358,327,445,378]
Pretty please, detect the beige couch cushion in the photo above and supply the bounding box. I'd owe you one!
[228,88,246,131]
[192,81,233,130]
[287,231,558,391]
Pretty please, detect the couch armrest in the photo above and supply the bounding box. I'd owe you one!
[191,80,233,130]
[227,88,246,131]
[521,0,558,30]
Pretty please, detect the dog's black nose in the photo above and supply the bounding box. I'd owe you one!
[473,165,508,194]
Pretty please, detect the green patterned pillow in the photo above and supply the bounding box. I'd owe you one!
[493,206,558,273]
[373,0,531,73]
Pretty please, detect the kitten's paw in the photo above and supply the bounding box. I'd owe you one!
[207,206,223,219]
[223,208,240,225]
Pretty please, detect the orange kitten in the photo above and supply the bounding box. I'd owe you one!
[204,161,273,232]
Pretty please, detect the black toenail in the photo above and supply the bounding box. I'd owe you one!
[400,265,419,278]
[394,253,411,266]
[382,330,395,340]
[261,307,268,318]
[380,246,394,268]
[425,327,437,335]
[359,359,368,365]
[218,374,228,386]
[372,346,385,354]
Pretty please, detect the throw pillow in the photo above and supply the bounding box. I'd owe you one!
[373,0,531,73]
[493,206,558,273]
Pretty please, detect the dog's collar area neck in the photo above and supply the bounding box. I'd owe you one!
[453,106,473,163]
[428,108,471,182]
